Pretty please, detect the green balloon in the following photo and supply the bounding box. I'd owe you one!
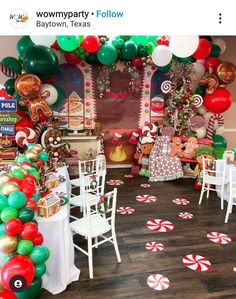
[86,53,100,65]
[195,86,206,97]
[38,151,49,162]
[28,169,40,181]
[0,223,6,236]
[18,208,34,223]
[147,42,154,55]
[34,262,46,278]
[44,247,50,261]
[112,37,124,49]
[232,147,236,154]
[120,41,138,60]
[131,35,148,45]
[4,79,15,96]
[97,43,118,65]
[29,246,47,265]
[0,194,9,211]
[31,162,38,169]
[147,36,159,45]
[214,147,226,159]
[8,191,27,209]
[210,44,221,57]
[17,36,34,56]
[15,277,42,299]
[1,207,18,223]
[23,45,59,80]
[15,154,30,164]
[17,240,33,255]
[138,45,148,57]
[178,56,195,63]
[213,134,227,149]
[1,57,22,74]
[57,35,80,51]
[11,169,25,179]
[158,64,170,72]
[120,35,131,42]
[32,194,40,202]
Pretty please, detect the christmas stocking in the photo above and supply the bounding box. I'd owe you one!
[129,131,140,144]
[112,132,122,146]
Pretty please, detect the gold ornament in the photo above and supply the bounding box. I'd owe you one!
[26,148,38,161]
[0,173,11,185]
[0,234,18,254]
[2,182,19,196]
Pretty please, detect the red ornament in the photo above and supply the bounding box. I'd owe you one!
[5,218,23,235]
[64,52,81,65]
[25,198,38,212]
[20,222,38,240]
[32,232,44,246]
[1,255,35,291]
[36,160,44,170]
[81,36,100,53]
[192,38,212,60]
[204,87,232,113]
[50,40,60,50]
[132,57,143,67]
[204,57,221,71]
[167,112,172,117]
[178,105,183,110]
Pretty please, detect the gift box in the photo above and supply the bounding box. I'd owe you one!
[38,192,60,218]
[45,173,60,189]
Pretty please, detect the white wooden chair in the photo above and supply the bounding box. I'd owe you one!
[225,167,236,223]
[70,188,121,279]
[69,171,106,219]
[198,158,228,210]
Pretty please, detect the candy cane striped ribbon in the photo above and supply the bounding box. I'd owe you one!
[0,63,20,78]
[207,113,224,139]
[34,121,53,138]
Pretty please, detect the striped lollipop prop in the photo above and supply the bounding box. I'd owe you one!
[15,127,38,148]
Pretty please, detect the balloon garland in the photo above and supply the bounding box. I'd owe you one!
[0,144,50,298]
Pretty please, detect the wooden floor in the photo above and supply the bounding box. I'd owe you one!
[41,169,236,299]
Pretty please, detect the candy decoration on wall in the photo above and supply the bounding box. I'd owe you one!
[116,207,135,215]
[207,232,231,245]
[112,132,122,146]
[136,194,157,203]
[172,198,190,206]
[0,63,20,78]
[182,254,211,271]
[147,274,170,291]
[146,219,174,232]
[206,113,224,139]
[145,241,164,252]
[15,128,38,148]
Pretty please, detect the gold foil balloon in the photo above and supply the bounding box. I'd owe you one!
[2,182,19,196]
[26,148,38,161]
[198,73,219,95]
[217,62,236,84]
[0,234,18,254]
[0,173,11,185]
[32,144,43,151]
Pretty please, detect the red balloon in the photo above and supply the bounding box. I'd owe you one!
[64,52,81,65]
[193,38,212,60]
[0,290,17,299]
[24,174,37,183]
[4,218,23,235]
[20,222,38,240]
[20,181,36,198]
[20,161,33,168]
[36,160,43,170]
[25,198,38,212]
[204,57,221,71]
[15,110,33,130]
[1,255,35,292]
[9,178,22,187]
[32,232,44,246]
[81,36,100,53]
[50,40,60,50]
[204,87,232,113]
[132,57,143,67]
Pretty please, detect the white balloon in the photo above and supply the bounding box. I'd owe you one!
[42,84,58,105]
[212,38,226,54]
[197,105,207,115]
[194,126,206,138]
[30,36,56,47]
[152,45,172,67]
[191,62,206,81]
[169,35,199,58]
[215,125,224,136]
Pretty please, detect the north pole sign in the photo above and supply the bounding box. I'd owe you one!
[0,99,17,112]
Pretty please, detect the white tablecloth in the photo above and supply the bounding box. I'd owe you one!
[216,160,236,201]
[37,165,80,294]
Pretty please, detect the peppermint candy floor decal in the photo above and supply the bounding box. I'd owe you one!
[178,212,193,219]
[146,241,164,252]
[136,194,157,203]
[172,198,190,206]
[182,254,211,271]
[207,232,231,245]
[116,207,135,215]
[233,266,236,274]
[147,274,170,291]
[124,174,134,178]
[140,183,151,188]
[146,219,174,232]
[106,179,124,186]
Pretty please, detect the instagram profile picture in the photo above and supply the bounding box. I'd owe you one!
[9,9,29,28]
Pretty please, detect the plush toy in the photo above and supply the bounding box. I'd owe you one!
[41,118,70,162]
[194,146,215,190]
[170,137,184,157]
[183,137,199,159]
[14,73,52,123]
[138,137,153,177]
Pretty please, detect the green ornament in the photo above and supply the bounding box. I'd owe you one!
[17,240,34,255]
[38,151,49,162]
[34,262,46,278]
[1,207,18,223]
[11,169,25,179]
[4,79,15,96]
[0,194,9,211]
[18,208,34,223]
[29,246,48,265]
[8,191,27,209]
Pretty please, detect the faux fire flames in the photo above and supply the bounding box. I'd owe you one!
[109,144,127,162]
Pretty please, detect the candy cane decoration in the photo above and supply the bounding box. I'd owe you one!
[207,113,224,139]
[0,63,20,78]
[34,121,53,139]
